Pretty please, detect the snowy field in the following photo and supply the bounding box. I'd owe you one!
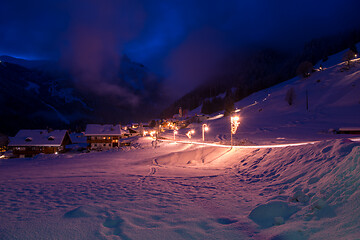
[1,138,360,239]
[1,50,360,239]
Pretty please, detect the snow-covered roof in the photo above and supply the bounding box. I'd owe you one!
[84,124,126,136]
[338,127,360,131]
[69,133,87,144]
[8,130,69,147]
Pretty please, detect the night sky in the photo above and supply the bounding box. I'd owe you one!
[1,0,360,98]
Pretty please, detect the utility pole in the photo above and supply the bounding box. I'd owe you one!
[306,89,309,111]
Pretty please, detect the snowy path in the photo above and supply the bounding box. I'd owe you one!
[159,138,318,149]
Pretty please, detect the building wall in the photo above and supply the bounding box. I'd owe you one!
[12,146,60,158]
[87,136,120,149]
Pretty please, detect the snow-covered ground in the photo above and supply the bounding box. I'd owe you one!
[1,50,360,239]
[1,138,360,239]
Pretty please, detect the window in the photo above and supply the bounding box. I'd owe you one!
[48,136,55,141]
[25,137,32,142]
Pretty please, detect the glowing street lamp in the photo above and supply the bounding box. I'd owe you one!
[202,124,209,142]
[186,129,195,139]
[173,129,178,140]
[230,115,240,146]
[149,131,156,138]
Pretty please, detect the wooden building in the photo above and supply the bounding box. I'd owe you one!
[337,127,360,134]
[8,129,72,158]
[85,124,128,150]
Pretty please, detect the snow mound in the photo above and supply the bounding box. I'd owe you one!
[156,146,230,166]
[248,201,299,228]
[269,229,306,240]
[64,205,104,218]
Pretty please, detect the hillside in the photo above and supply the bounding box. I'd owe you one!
[0,56,165,136]
[162,30,360,118]
[163,43,360,147]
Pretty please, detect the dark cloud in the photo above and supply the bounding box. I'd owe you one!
[1,0,360,100]
[60,0,145,106]
[164,28,229,96]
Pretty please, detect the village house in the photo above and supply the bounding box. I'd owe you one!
[336,127,360,134]
[8,129,72,158]
[85,124,129,150]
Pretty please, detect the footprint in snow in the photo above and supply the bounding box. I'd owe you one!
[216,218,238,225]
[149,167,156,175]
[100,216,131,239]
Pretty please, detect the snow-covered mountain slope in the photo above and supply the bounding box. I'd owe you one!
[0,62,93,135]
[0,55,57,70]
[181,51,360,145]
[0,55,165,135]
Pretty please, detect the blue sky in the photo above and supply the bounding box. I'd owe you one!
[1,0,360,97]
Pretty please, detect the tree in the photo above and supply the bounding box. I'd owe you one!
[149,120,156,128]
[349,44,358,55]
[343,50,356,67]
[296,61,313,78]
[201,99,211,114]
[285,87,295,106]
[224,89,235,116]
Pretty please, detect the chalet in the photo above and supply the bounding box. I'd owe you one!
[8,129,72,158]
[85,124,128,150]
[337,127,360,134]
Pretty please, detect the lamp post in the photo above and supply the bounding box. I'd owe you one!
[230,115,240,146]
[173,129,178,140]
[202,124,209,142]
[186,129,195,139]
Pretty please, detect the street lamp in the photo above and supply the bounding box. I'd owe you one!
[230,115,240,146]
[174,129,178,140]
[186,129,195,139]
[149,131,156,138]
[202,124,209,142]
